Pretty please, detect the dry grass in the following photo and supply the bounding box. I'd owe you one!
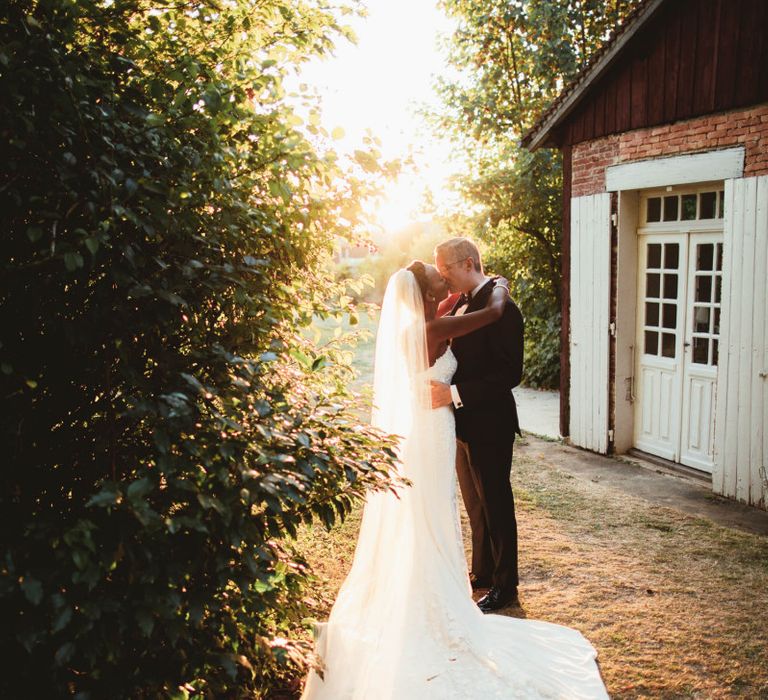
[510,440,768,699]
[295,438,768,699]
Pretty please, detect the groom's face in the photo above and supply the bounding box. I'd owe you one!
[435,251,474,294]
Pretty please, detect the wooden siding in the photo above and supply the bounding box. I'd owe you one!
[713,175,768,507]
[569,194,612,453]
[561,0,768,147]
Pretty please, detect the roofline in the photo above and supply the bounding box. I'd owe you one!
[522,0,667,151]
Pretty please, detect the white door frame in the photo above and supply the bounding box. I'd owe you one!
[633,186,724,471]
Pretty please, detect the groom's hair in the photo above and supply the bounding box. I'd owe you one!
[434,237,483,273]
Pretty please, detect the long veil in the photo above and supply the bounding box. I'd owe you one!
[302,269,450,698]
[370,268,430,442]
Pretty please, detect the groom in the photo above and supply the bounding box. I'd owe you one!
[431,237,524,612]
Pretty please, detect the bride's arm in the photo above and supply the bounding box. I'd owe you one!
[427,281,509,344]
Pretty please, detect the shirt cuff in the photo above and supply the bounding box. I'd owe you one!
[450,384,464,409]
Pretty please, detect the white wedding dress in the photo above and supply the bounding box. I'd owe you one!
[301,271,608,700]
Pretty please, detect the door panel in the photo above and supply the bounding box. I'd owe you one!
[634,234,687,460]
[680,235,722,472]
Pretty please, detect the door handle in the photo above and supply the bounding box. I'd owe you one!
[683,341,691,347]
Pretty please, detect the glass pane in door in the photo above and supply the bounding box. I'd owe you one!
[690,242,722,366]
[642,242,680,358]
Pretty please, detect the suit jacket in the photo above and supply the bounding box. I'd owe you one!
[450,280,524,443]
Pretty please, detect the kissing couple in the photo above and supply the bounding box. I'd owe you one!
[301,238,608,699]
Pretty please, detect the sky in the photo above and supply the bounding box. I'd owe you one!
[292,0,461,235]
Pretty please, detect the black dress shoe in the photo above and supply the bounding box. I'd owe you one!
[477,586,519,612]
[469,573,492,591]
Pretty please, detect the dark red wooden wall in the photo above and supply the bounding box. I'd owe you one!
[557,0,768,147]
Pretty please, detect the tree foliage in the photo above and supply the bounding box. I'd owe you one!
[0,0,398,696]
[431,0,634,387]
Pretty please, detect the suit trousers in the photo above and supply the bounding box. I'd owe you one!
[456,434,518,592]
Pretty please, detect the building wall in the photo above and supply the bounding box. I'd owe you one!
[560,0,768,149]
[571,104,768,197]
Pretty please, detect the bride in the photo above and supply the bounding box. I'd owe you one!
[301,263,608,699]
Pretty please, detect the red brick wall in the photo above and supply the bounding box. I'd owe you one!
[571,103,768,197]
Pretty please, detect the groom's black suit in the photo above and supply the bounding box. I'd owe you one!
[450,279,524,593]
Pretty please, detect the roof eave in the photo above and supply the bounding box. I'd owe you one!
[522,0,667,151]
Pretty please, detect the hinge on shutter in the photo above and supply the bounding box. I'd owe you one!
[608,429,615,443]
[609,321,616,337]
[611,213,618,228]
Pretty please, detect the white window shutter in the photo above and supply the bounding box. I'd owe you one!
[714,176,768,508]
[570,193,612,453]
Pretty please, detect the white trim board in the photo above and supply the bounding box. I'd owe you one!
[606,147,745,192]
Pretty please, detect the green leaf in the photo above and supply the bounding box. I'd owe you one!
[21,577,43,605]
[72,549,87,570]
[289,349,312,369]
[86,486,121,508]
[52,606,73,633]
[64,252,84,271]
[127,477,152,502]
[26,226,43,242]
[181,372,204,392]
[85,237,100,255]
[197,493,225,514]
[136,610,155,637]
[353,149,379,173]
[253,400,271,417]
[54,642,75,666]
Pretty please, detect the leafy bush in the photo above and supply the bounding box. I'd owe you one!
[475,150,562,389]
[0,1,396,697]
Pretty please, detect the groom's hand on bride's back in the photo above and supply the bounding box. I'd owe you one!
[430,380,452,409]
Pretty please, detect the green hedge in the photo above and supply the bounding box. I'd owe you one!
[0,1,395,697]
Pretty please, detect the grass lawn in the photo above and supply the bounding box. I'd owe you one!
[295,311,768,698]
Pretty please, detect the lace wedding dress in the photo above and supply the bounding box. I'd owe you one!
[301,271,608,699]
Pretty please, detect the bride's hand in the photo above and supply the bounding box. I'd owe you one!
[492,275,509,291]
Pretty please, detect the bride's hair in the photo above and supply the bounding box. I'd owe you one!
[406,260,430,300]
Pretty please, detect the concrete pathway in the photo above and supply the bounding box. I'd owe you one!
[516,434,768,537]
[514,387,560,439]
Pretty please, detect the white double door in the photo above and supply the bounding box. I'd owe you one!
[633,231,723,472]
